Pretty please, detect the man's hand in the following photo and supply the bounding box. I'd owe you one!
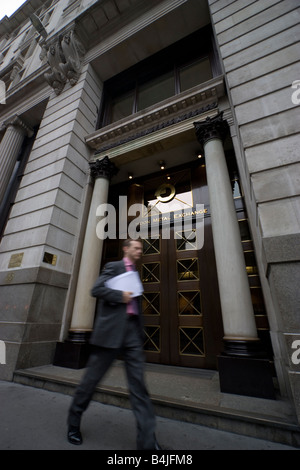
[122,292,133,304]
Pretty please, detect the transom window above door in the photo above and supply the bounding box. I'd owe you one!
[144,168,193,215]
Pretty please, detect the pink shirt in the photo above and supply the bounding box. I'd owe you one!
[123,257,134,271]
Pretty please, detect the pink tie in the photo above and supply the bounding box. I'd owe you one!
[125,262,138,315]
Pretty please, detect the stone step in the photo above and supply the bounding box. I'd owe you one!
[13,363,300,448]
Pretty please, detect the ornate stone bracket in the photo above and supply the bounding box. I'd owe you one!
[44,41,67,95]
[89,155,119,180]
[60,29,85,86]
[42,29,85,95]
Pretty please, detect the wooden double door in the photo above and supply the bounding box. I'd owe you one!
[137,165,223,369]
[140,224,223,369]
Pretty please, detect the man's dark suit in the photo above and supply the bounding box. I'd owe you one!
[67,259,157,450]
[89,260,145,348]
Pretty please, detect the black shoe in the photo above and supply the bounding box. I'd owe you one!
[68,426,82,445]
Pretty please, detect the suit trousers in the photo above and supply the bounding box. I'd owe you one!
[68,315,156,449]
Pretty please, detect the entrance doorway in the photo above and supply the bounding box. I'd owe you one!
[139,165,223,368]
[102,159,272,369]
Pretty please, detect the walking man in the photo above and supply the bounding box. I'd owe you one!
[67,239,161,450]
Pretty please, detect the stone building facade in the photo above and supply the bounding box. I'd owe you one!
[0,0,299,423]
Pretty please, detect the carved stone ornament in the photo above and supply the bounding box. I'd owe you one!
[59,30,85,86]
[89,156,119,181]
[43,29,85,95]
[44,41,67,95]
[194,112,229,148]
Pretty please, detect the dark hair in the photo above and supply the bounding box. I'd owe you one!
[122,238,142,248]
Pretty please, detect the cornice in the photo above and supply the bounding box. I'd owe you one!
[0,0,45,35]
[0,66,51,123]
[86,76,225,154]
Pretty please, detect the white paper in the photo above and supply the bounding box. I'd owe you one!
[105,271,144,297]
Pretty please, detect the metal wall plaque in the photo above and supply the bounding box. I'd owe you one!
[8,253,24,268]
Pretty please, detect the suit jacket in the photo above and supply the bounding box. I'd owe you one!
[90,260,144,348]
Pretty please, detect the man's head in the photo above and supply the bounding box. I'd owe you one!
[122,239,143,263]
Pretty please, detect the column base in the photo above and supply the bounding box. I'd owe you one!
[218,354,276,399]
[222,338,267,358]
[53,331,91,369]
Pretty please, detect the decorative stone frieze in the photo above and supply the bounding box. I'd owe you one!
[86,76,225,151]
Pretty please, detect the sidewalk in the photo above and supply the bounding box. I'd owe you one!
[2,360,300,450]
[0,380,298,450]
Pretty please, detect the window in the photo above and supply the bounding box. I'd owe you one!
[111,89,135,122]
[179,57,212,92]
[138,70,175,111]
[99,26,219,127]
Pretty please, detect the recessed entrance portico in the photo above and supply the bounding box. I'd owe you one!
[55,78,274,397]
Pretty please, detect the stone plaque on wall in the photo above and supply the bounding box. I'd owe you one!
[8,253,24,268]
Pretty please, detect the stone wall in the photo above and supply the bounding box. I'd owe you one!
[209,0,300,418]
[0,63,103,380]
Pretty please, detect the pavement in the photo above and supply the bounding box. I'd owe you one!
[0,378,299,451]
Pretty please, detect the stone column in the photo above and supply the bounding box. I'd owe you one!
[54,156,118,368]
[68,156,118,342]
[0,115,33,202]
[194,114,275,398]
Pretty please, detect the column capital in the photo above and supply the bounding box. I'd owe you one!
[194,112,228,148]
[3,115,34,137]
[89,155,118,180]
